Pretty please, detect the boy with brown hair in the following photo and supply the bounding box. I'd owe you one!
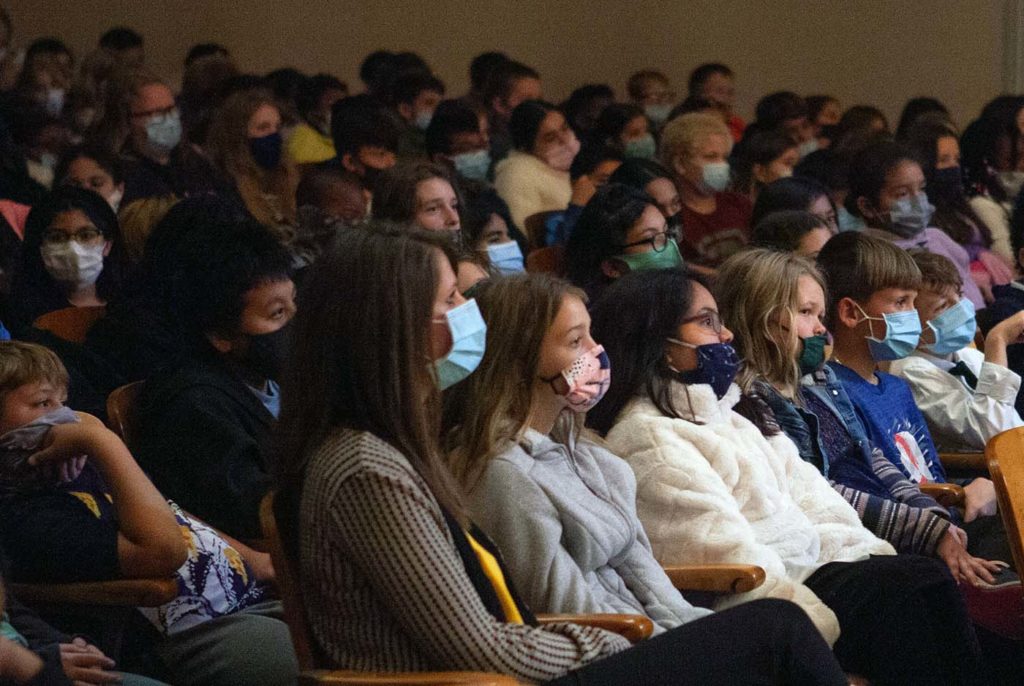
[890,250,1024,453]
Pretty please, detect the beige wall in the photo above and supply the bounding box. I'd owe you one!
[7,1,1009,125]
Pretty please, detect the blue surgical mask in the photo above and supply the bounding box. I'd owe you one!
[45,87,65,117]
[837,205,864,232]
[798,139,819,159]
[414,110,434,131]
[645,104,672,127]
[144,110,182,158]
[432,298,487,390]
[486,240,524,274]
[855,304,922,361]
[701,161,731,193]
[624,134,656,160]
[925,298,976,356]
[666,339,740,399]
[452,149,491,181]
[886,192,934,238]
[249,131,283,170]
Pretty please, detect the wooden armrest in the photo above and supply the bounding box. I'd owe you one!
[939,452,987,472]
[536,613,653,643]
[662,564,766,593]
[11,578,178,608]
[919,482,966,508]
[299,671,522,685]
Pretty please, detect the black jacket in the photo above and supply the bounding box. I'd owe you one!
[134,353,274,540]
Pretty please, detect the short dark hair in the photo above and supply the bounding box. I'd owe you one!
[54,145,125,188]
[594,102,645,147]
[896,97,949,141]
[168,218,293,339]
[331,94,400,156]
[751,210,828,253]
[805,95,838,122]
[389,71,445,107]
[425,99,481,156]
[569,143,623,181]
[732,128,798,192]
[462,185,514,248]
[908,248,962,291]
[750,175,832,227]
[562,83,614,133]
[359,50,395,88]
[469,52,509,93]
[26,38,71,63]
[755,91,808,127]
[296,73,346,119]
[816,231,922,328]
[483,60,539,110]
[296,164,362,208]
[185,42,229,67]
[608,158,673,190]
[687,62,733,98]
[99,27,143,51]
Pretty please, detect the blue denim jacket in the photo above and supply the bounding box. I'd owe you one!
[753,366,874,479]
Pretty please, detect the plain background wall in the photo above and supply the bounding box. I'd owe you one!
[5,1,1011,126]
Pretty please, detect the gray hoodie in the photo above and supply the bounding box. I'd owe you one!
[467,420,712,634]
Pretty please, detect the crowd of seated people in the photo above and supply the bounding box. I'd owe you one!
[3,10,1024,685]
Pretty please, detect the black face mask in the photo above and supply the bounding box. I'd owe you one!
[243,323,292,382]
[361,164,384,192]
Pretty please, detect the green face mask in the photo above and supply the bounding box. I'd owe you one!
[798,334,829,376]
[614,238,683,272]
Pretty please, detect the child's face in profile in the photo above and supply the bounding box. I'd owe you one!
[0,382,65,435]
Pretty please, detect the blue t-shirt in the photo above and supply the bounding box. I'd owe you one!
[829,362,947,484]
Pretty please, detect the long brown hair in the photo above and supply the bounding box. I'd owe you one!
[205,88,298,230]
[447,274,585,490]
[275,222,466,526]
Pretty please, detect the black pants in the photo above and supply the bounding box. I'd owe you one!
[805,554,987,686]
[546,598,846,686]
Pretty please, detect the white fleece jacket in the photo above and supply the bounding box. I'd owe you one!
[605,381,895,645]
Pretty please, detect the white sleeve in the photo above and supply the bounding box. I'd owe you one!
[625,422,841,645]
[970,196,1013,262]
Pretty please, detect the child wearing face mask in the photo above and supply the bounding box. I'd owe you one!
[818,234,1018,577]
[889,250,1024,453]
[588,267,988,684]
[494,100,579,234]
[847,140,986,309]
[8,187,127,331]
[0,341,297,686]
[132,219,296,542]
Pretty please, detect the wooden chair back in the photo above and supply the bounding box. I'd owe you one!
[986,427,1024,575]
[106,381,145,451]
[33,305,106,343]
[260,491,318,671]
[525,246,565,276]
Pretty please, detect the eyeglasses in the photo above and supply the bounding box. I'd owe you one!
[681,310,724,334]
[42,228,103,245]
[620,230,671,252]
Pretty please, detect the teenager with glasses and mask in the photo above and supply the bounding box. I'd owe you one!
[273,224,850,686]
[564,183,683,302]
[587,267,987,685]
[9,186,127,329]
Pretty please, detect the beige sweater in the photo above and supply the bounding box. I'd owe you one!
[494,150,572,231]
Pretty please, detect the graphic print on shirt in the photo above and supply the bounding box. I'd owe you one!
[891,425,936,483]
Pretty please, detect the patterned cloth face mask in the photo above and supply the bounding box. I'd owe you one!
[541,344,611,412]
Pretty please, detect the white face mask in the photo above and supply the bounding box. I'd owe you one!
[106,187,123,213]
[541,134,581,172]
[40,241,105,287]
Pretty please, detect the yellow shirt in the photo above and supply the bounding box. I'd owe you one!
[465,530,523,624]
[286,123,336,165]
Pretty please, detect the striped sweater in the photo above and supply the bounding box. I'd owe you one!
[298,429,630,683]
